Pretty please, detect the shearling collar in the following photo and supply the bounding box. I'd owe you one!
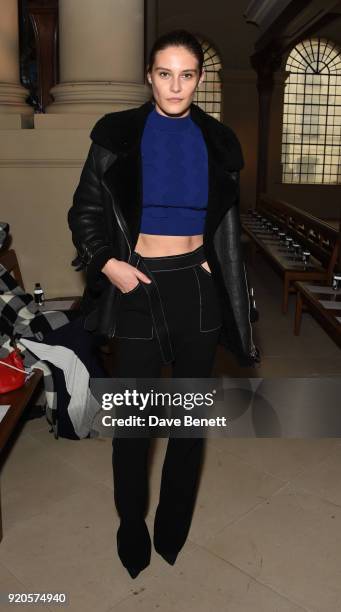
[90,99,244,171]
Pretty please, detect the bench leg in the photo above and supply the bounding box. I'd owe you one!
[0,481,2,542]
[294,292,303,335]
[248,241,257,266]
[282,275,290,314]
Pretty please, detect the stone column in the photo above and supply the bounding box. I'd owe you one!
[250,46,282,203]
[0,0,32,115]
[46,0,149,113]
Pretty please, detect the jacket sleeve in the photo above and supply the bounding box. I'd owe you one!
[213,170,261,367]
[67,142,115,290]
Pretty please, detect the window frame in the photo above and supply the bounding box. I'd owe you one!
[281,37,341,186]
[193,36,223,121]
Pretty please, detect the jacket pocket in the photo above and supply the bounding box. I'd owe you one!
[83,282,118,336]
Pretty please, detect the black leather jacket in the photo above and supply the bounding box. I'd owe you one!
[68,100,260,367]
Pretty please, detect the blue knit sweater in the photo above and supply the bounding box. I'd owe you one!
[140,107,208,235]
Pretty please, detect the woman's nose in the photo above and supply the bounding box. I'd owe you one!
[170,79,181,93]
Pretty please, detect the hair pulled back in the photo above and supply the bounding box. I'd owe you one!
[147,29,204,74]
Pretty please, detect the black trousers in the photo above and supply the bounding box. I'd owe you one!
[111,245,222,553]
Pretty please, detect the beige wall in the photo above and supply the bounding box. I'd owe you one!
[0,127,93,298]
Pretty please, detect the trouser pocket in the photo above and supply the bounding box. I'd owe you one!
[194,265,223,332]
[114,282,154,340]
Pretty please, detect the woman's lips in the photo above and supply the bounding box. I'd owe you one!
[168,98,182,102]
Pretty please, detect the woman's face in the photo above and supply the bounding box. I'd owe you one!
[147,45,204,118]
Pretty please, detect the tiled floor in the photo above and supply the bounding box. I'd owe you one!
[0,253,340,611]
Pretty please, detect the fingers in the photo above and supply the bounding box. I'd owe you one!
[135,269,152,284]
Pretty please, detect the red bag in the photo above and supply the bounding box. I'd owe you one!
[0,348,27,394]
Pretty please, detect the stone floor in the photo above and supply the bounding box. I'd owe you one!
[0,252,340,612]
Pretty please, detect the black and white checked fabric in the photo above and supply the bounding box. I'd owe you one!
[0,263,74,341]
[0,263,101,439]
[0,223,9,250]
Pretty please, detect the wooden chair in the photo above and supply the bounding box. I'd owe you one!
[0,249,25,290]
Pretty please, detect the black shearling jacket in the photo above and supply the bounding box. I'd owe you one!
[68,99,260,367]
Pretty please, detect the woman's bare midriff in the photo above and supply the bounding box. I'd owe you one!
[135,233,202,257]
[134,233,211,272]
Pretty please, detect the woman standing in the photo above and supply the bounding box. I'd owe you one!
[68,29,260,579]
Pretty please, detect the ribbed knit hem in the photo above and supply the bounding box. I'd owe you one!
[86,245,115,290]
[140,216,206,236]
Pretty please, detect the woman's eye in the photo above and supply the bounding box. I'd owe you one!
[158,72,192,79]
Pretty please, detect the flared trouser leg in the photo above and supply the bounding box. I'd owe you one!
[111,335,162,522]
[111,245,222,568]
[153,326,219,554]
[111,338,162,576]
[153,437,205,554]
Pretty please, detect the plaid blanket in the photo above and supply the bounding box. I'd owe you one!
[0,262,102,439]
[0,223,9,249]
[0,263,75,340]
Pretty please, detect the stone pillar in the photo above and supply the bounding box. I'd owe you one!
[0,0,32,115]
[46,0,149,113]
[250,46,282,203]
[28,0,59,112]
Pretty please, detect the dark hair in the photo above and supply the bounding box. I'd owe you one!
[147,29,204,75]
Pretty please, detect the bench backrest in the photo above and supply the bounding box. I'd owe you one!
[0,249,25,291]
[257,194,341,281]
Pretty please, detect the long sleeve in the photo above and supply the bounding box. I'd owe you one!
[213,171,260,366]
[68,143,115,290]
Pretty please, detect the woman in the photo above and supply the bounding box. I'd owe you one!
[68,29,260,579]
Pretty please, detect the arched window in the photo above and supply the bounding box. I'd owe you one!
[281,37,341,184]
[193,37,222,121]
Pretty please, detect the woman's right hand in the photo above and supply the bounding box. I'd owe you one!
[101,258,151,293]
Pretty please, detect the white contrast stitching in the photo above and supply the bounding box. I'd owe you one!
[146,271,173,360]
[243,262,256,353]
[193,267,222,333]
[115,326,154,340]
[114,254,154,339]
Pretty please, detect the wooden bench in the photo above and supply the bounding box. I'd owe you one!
[0,369,43,542]
[293,278,341,347]
[241,194,341,313]
[0,248,43,541]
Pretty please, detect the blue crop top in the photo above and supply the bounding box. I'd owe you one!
[140,107,208,236]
